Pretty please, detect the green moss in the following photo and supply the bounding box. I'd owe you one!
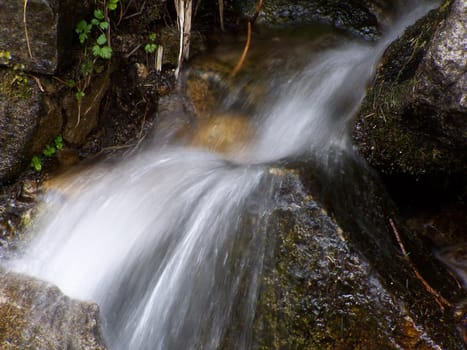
[0,69,33,100]
[353,0,463,176]
[252,203,398,349]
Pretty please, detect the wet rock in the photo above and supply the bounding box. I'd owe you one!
[0,269,106,349]
[63,68,111,145]
[0,68,63,184]
[237,0,386,39]
[353,0,467,178]
[158,26,207,67]
[250,161,466,349]
[0,0,90,74]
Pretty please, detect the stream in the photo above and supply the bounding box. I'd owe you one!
[5,1,442,349]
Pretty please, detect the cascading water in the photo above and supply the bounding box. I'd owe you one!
[6,2,439,349]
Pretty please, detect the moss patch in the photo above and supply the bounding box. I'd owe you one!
[353,0,464,177]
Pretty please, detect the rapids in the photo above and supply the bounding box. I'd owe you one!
[5,1,440,349]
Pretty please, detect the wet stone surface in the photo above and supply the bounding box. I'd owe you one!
[250,168,466,349]
[0,268,106,350]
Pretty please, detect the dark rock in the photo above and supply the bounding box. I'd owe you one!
[0,0,90,74]
[0,68,63,184]
[237,0,389,39]
[353,0,467,178]
[250,158,466,349]
[63,68,111,145]
[0,269,107,349]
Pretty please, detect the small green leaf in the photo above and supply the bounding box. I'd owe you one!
[75,20,88,33]
[91,18,100,26]
[94,9,105,20]
[54,136,63,150]
[107,0,118,11]
[144,43,157,53]
[79,33,88,44]
[43,144,56,157]
[148,33,157,41]
[99,46,112,59]
[75,90,85,102]
[99,21,109,30]
[30,156,42,172]
[96,34,107,46]
[92,44,102,57]
[66,79,76,88]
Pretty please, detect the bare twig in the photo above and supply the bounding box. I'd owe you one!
[76,102,82,127]
[230,21,251,78]
[23,0,33,58]
[123,1,146,21]
[229,0,263,78]
[124,44,142,59]
[31,75,45,92]
[389,218,452,310]
[250,0,264,25]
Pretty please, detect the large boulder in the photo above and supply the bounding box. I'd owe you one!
[0,269,106,349]
[249,158,466,349]
[353,0,466,178]
[0,0,89,74]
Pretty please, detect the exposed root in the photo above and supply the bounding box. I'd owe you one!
[389,218,452,310]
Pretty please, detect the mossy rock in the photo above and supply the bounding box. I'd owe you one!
[247,166,465,349]
[0,269,106,349]
[0,68,63,184]
[353,0,466,178]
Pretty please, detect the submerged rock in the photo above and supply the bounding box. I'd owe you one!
[189,113,254,156]
[353,0,467,178]
[0,269,106,349]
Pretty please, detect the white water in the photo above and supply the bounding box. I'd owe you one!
[7,2,438,349]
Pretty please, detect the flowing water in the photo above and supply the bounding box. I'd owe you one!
[6,2,439,349]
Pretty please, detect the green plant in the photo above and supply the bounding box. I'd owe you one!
[11,63,28,85]
[0,50,11,65]
[144,33,158,54]
[30,136,64,172]
[30,156,42,172]
[70,0,120,106]
[75,9,112,60]
[0,51,29,86]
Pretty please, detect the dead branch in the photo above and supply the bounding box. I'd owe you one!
[389,218,452,310]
